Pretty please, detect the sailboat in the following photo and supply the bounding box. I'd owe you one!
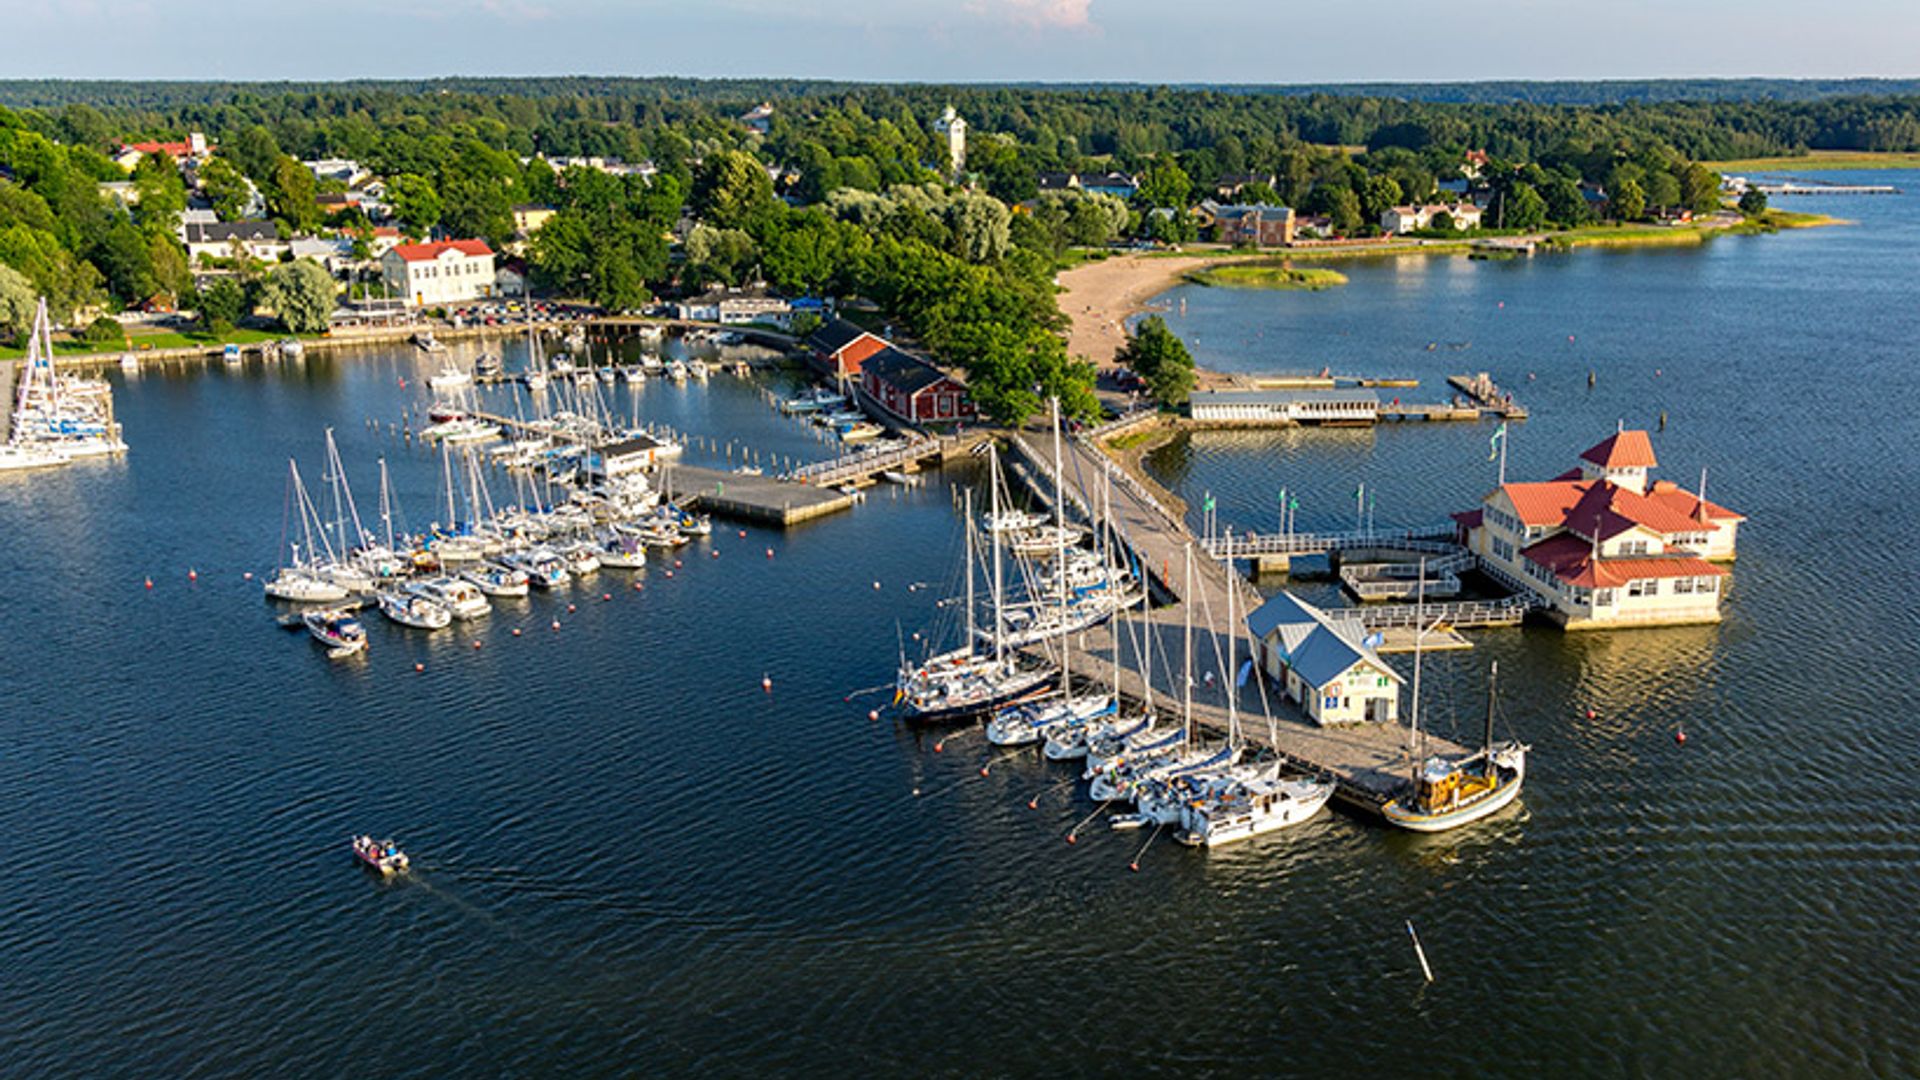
[1381,659,1529,832]
[264,460,351,602]
[895,451,1055,723]
[377,589,452,629]
[985,400,1113,746]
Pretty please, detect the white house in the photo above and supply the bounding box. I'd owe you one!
[303,158,369,186]
[183,220,288,264]
[1381,203,1484,234]
[1188,389,1379,425]
[1457,430,1745,629]
[1246,592,1403,726]
[380,240,497,307]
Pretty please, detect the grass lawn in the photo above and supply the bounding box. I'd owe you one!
[1706,150,1920,171]
[1184,263,1348,289]
[0,324,309,361]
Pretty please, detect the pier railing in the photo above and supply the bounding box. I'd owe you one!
[785,436,939,486]
[1332,596,1541,631]
[1202,527,1460,558]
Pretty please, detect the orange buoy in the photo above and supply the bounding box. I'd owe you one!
[664,570,673,578]
[512,628,522,636]
[566,603,576,613]
[738,530,746,539]
[765,548,774,559]
[1027,799,1038,810]
[762,674,772,693]
[188,568,198,581]
[933,741,944,753]
[144,577,153,589]
[674,559,682,568]
[243,571,253,580]
[867,709,879,721]
[1065,833,1077,845]
[472,640,483,649]
[711,550,719,558]
[979,766,990,778]
[1586,707,1597,720]
[550,620,561,631]
[872,581,881,590]
[414,663,425,672]
[1676,729,1688,745]
[602,593,612,601]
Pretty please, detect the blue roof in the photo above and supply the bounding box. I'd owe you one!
[1246,591,1320,640]
[1247,591,1398,690]
[1286,627,1371,689]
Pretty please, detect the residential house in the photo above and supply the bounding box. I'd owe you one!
[1211,203,1296,246]
[1079,171,1140,200]
[804,317,889,381]
[673,288,795,327]
[1461,149,1491,180]
[495,258,529,297]
[1294,214,1338,239]
[861,349,976,425]
[740,102,775,136]
[380,239,497,307]
[1380,203,1483,234]
[113,132,208,170]
[1036,172,1079,193]
[1456,430,1745,629]
[288,236,355,274]
[1246,592,1403,726]
[511,204,558,236]
[183,220,288,264]
[303,158,368,186]
[1215,172,1277,199]
[314,192,357,218]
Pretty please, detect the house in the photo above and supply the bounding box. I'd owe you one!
[1456,430,1745,629]
[288,236,354,274]
[495,258,529,297]
[739,102,775,135]
[1215,172,1277,199]
[183,220,287,264]
[1294,214,1338,239]
[1188,389,1377,425]
[1462,149,1491,180]
[1080,172,1140,200]
[1246,592,1403,726]
[303,158,368,186]
[1211,203,1296,246]
[1036,172,1079,193]
[511,204,558,236]
[380,239,497,307]
[1380,203,1482,234]
[861,348,976,425]
[113,133,208,170]
[673,288,795,327]
[804,317,889,380]
[314,192,357,217]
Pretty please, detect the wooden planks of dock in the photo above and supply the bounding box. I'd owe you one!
[670,464,855,526]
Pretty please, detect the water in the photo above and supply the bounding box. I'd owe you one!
[3,181,1918,1075]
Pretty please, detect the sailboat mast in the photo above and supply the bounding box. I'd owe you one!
[1183,542,1194,748]
[1226,526,1237,745]
[442,439,457,528]
[1485,660,1498,759]
[1051,397,1069,699]
[1409,558,1426,784]
[378,458,394,551]
[990,443,1006,669]
[963,488,976,650]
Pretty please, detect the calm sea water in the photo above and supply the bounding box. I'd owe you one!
[3,176,1918,1077]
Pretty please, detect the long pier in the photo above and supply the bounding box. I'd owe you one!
[1004,426,1479,814]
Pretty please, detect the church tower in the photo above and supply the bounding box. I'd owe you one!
[934,106,967,182]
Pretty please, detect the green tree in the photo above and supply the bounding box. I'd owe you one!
[943,192,1011,263]
[82,315,124,345]
[269,156,320,233]
[683,223,759,288]
[229,125,283,184]
[1361,174,1404,221]
[131,151,187,236]
[691,148,775,230]
[259,258,335,333]
[1738,187,1769,216]
[1542,177,1589,226]
[1135,158,1193,209]
[1325,186,1364,235]
[1611,178,1647,222]
[198,157,253,221]
[195,276,246,332]
[1680,163,1723,213]
[1117,315,1196,407]
[0,261,36,342]
[1505,183,1548,229]
[387,174,442,236]
[1644,170,1682,210]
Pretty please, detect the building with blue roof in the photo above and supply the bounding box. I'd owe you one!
[1246,592,1403,725]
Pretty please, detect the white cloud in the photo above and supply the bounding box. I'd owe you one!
[968,0,1096,31]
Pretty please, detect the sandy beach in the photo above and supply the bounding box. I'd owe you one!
[1056,253,1216,368]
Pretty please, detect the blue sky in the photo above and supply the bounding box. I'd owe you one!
[5,0,1916,82]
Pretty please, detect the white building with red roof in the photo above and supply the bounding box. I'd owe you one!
[380,239,497,308]
[1457,429,1745,629]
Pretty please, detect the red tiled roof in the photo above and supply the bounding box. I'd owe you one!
[1647,480,1745,523]
[390,239,493,262]
[1580,430,1658,469]
[124,141,192,157]
[1521,533,1726,589]
[1499,481,1587,527]
[1566,481,1715,541]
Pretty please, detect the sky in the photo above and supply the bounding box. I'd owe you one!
[4,0,1917,83]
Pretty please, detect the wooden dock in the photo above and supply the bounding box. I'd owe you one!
[670,464,855,526]
[785,429,989,488]
[1448,372,1529,420]
[1004,428,1478,814]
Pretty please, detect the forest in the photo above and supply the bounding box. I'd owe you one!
[5,78,1919,420]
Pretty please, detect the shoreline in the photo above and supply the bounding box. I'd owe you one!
[1056,212,1841,370]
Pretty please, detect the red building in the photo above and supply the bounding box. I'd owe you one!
[861,348,976,425]
[804,317,888,381]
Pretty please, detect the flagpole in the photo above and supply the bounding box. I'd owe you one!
[1499,422,1508,486]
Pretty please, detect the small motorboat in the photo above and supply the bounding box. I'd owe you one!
[377,590,452,630]
[302,607,367,656]
[406,576,491,620]
[501,548,570,589]
[596,530,648,568]
[352,835,410,876]
[281,338,305,358]
[838,422,884,442]
[462,563,530,597]
[558,539,602,576]
[881,470,919,486]
[222,343,242,364]
[119,353,140,373]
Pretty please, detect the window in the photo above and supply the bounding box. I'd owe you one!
[1699,577,1718,594]
[1594,588,1615,607]
[1673,577,1695,594]
[1627,579,1653,597]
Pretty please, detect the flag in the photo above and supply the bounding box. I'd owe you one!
[1363,631,1385,649]
[1288,497,1299,511]
[1489,422,1508,462]
[1236,659,1253,687]
[1203,494,1216,513]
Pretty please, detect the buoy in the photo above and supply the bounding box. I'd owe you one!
[766,548,774,559]
[144,577,153,589]
[711,550,719,558]
[762,674,773,692]
[512,628,522,636]
[551,620,561,631]
[872,581,881,590]
[566,603,576,613]
[911,787,922,797]
[674,559,682,568]
[1027,799,1038,810]
[979,766,990,777]
[602,593,612,601]
[633,582,643,590]
[1497,301,1505,309]
[188,568,198,581]
[1065,834,1077,845]
[243,571,253,580]
[472,640,483,649]
[933,741,944,753]
[738,530,746,538]
[1676,729,1688,745]
[1129,862,1140,873]
[664,570,673,578]
[1586,707,1597,720]
[867,709,879,721]
[414,663,425,672]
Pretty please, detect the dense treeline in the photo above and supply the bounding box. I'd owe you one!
[6,78,1920,420]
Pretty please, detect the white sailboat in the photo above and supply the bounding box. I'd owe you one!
[377,589,452,629]
[264,460,351,602]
